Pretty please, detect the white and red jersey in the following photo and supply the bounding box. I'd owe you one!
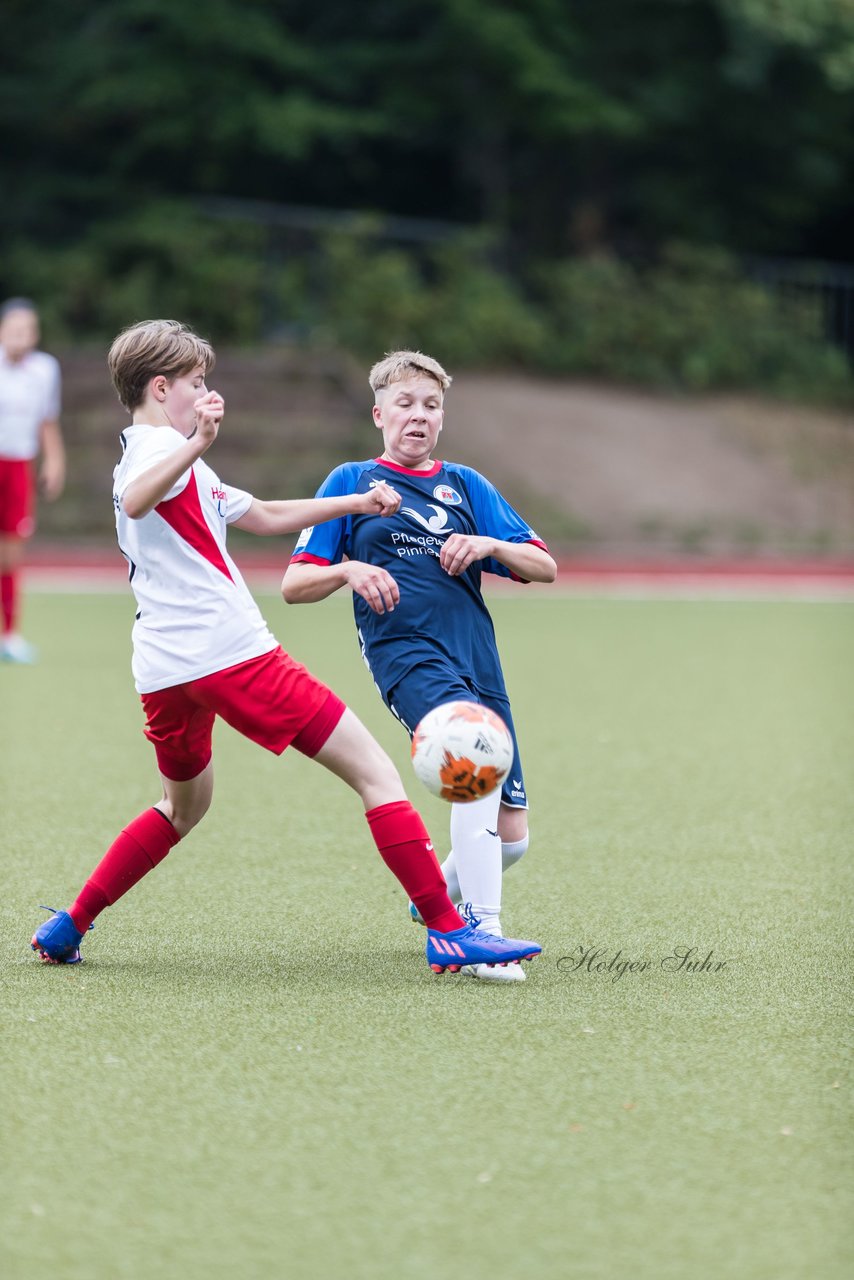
[0,347,61,460]
[113,424,278,693]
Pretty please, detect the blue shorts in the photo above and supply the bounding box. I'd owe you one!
[384,660,528,808]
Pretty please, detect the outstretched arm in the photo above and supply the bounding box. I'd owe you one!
[233,482,399,536]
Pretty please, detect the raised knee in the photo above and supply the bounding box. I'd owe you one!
[356,743,408,809]
[174,806,209,839]
[373,755,405,800]
[159,797,210,840]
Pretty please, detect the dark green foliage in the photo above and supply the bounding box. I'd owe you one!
[2,0,853,259]
[310,231,547,366]
[536,244,853,397]
[1,0,853,397]
[8,224,849,399]
[5,203,268,343]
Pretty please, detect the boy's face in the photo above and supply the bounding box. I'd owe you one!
[372,375,444,468]
[0,309,40,362]
[159,364,208,435]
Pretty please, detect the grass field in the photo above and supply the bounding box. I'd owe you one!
[1,589,852,1280]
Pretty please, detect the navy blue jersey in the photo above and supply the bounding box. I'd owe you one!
[291,457,547,700]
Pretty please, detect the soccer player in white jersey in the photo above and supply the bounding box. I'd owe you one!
[0,298,65,663]
[31,320,541,977]
[283,351,556,982]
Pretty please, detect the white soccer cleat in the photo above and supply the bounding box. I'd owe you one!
[462,961,527,983]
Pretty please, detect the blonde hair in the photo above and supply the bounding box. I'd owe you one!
[368,350,452,398]
[108,319,215,412]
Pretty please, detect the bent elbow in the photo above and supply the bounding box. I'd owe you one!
[280,575,301,605]
[529,553,557,583]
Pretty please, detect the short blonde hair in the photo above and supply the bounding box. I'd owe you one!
[108,319,215,412]
[368,350,452,398]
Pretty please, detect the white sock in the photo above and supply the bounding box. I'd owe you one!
[448,792,503,935]
[501,833,529,873]
[441,829,530,906]
[439,852,461,904]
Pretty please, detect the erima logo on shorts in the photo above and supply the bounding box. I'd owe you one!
[294,526,313,551]
[433,484,462,505]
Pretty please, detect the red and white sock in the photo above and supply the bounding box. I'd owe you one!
[69,808,181,932]
[366,800,463,933]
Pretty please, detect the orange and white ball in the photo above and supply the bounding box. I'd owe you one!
[410,701,513,803]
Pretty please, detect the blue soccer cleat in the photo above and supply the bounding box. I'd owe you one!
[31,907,92,965]
[426,922,541,974]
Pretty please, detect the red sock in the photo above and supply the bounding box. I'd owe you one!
[366,801,463,933]
[69,808,181,932]
[1,571,16,634]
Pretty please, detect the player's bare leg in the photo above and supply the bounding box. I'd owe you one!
[155,764,214,836]
[497,802,530,877]
[497,803,527,846]
[310,707,408,810]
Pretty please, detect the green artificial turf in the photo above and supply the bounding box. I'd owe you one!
[1,590,852,1279]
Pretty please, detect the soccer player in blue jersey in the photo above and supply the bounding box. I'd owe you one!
[282,351,556,982]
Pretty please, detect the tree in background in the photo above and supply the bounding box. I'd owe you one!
[1,0,853,389]
[2,0,853,259]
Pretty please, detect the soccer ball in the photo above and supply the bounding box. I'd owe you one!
[410,701,513,803]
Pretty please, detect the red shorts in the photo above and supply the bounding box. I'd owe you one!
[140,646,347,781]
[0,458,35,537]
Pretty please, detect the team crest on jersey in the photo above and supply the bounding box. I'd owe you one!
[433,484,462,506]
[211,485,227,516]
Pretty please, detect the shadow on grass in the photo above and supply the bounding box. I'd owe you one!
[15,942,428,989]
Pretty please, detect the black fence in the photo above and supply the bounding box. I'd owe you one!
[746,256,854,363]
